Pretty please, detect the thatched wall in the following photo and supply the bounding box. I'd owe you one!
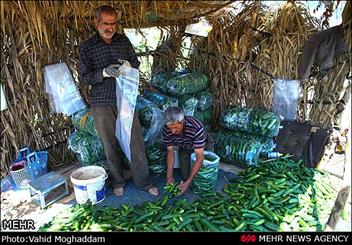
[189,1,351,126]
[1,1,351,176]
[0,0,234,175]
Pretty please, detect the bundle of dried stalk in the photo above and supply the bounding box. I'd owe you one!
[188,2,268,126]
[152,25,186,74]
[252,2,319,110]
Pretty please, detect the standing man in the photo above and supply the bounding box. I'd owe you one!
[79,5,158,196]
[162,107,212,194]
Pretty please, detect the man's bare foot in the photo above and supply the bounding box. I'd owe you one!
[113,187,124,196]
[148,186,159,196]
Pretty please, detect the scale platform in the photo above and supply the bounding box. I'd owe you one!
[28,171,69,209]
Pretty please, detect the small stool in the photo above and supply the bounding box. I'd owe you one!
[28,171,69,209]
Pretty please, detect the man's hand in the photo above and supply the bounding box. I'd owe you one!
[178,180,191,194]
[119,59,131,68]
[103,64,122,77]
[167,176,175,185]
[103,60,132,78]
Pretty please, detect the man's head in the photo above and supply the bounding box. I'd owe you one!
[94,5,117,42]
[164,107,185,135]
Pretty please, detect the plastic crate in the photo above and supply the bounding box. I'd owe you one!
[26,151,48,180]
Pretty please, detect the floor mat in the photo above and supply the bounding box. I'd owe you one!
[69,169,237,208]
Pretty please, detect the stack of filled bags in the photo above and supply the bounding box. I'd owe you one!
[68,109,108,170]
[149,70,213,128]
[135,96,167,175]
[214,107,281,167]
[135,70,214,175]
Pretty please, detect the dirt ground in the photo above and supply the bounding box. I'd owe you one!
[0,163,78,231]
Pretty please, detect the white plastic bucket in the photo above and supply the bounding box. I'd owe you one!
[70,166,108,205]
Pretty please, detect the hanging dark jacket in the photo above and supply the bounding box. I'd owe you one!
[298,24,347,80]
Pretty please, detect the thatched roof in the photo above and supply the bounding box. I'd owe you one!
[2,1,234,30]
[1,1,350,176]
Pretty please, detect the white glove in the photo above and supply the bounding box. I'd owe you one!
[103,64,122,78]
[102,60,132,78]
[120,60,131,68]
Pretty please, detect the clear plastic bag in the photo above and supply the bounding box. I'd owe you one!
[220,107,281,137]
[71,108,99,137]
[146,143,166,176]
[1,83,8,111]
[68,130,106,164]
[220,107,252,132]
[68,130,88,153]
[214,134,262,167]
[166,73,209,96]
[191,151,219,194]
[115,66,140,162]
[272,79,301,121]
[197,91,213,111]
[185,18,213,37]
[178,95,198,116]
[143,90,178,112]
[43,62,86,116]
[217,129,275,155]
[248,110,281,138]
[193,107,213,125]
[135,96,164,146]
[150,70,188,94]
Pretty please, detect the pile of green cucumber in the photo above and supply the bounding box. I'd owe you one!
[39,157,336,232]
